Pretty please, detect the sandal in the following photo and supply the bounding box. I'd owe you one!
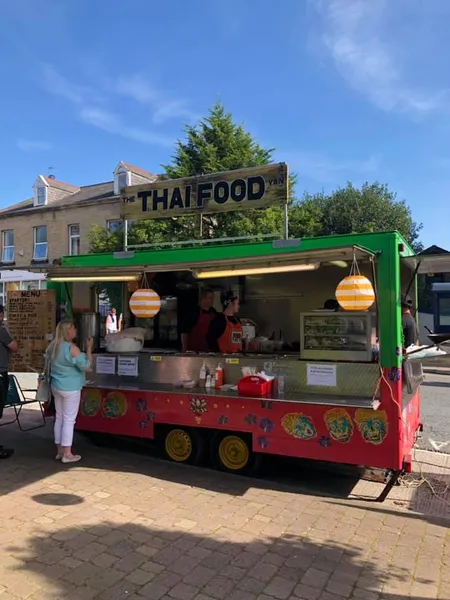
[61,455,81,464]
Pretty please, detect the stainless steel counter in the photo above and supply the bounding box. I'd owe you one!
[84,379,379,409]
[89,352,380,408]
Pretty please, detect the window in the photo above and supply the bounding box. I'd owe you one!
[107,220,123,233]
[2,230,14,263]
[114,165,130,195]
[69,224,80,255]
[33,226,48,260]
[118,171,128,190]
[20,280,40,291]
[36,186,47,206]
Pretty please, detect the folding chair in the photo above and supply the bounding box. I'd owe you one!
[0,375,46,431]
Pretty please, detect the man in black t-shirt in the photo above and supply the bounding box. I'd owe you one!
[0,305,18,459]
[401,297,419,349]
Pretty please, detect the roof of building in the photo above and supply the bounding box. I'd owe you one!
[122,163,157,180]
[42,177,80,193]
[0,162,158,218]
[0,182,116,217]
[420,245,449,255]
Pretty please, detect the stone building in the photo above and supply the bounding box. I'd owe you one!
[0,161,156,316]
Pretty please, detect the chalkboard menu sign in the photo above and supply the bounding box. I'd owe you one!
[7,290,56,372]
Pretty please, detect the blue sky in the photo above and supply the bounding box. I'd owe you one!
[0,0,449,248]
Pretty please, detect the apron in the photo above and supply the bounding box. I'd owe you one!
[187,311,215,352]
[218,317,243,354]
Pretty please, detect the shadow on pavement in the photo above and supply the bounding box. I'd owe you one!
[0,408,360,501]
[6,520,427,600]
[32,493,85,506]
[421,380,450,388]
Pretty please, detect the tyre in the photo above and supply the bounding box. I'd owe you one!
[164,427,206,466]
[212,432,261,475]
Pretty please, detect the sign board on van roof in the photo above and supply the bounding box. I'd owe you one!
[121,163,288,220]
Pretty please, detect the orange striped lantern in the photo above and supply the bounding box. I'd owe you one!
[129,288,161,319]
[335,275,375,311]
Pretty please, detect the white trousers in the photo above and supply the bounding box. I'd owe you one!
[52,388,81,447]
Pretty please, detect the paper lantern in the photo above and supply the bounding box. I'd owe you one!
[335,275,375,311]
[129,288,161,318]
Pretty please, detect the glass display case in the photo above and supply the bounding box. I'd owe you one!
[300,312,374,362]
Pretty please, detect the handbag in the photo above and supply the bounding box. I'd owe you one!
[36,351,55,416]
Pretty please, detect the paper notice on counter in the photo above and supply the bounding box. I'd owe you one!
[307,363,337,387]
[118,356,139,377]
[96,355,116,375]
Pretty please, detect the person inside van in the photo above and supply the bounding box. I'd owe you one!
[207,292,243,354]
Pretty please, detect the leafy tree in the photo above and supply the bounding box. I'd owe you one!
[89,103,289,256]
[290,183,422,250]
[89,106,421,257]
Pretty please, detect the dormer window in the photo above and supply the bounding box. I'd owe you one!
[37,186,47,205]
[33,175,48,207]
[114,164,130,195]
[118,170,128,190]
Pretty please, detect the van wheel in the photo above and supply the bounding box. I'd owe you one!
[212,432,261,475]
[164,427,205,466]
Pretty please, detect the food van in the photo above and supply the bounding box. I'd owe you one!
[43,230,432,501]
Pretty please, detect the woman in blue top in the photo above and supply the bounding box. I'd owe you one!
[47,320,93,464]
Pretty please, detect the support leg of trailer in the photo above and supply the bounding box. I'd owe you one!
[376,469,401,502]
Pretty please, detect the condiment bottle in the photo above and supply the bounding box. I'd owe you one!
[277,373,285,397]
[215,363,224,389]
[199,362,207,387]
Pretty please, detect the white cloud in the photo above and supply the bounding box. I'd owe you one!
[80,107,173,147]
[41,63,86,105]
[314,0,449,114]
[283,150,380,183]
[111,74,200,124]
[112,74,157,104]
[40,64,176,147]
[16,138,52,152]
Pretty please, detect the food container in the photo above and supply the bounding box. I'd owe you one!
[105,327,146,353]
[238,376,274,397]
[241,319,257,341]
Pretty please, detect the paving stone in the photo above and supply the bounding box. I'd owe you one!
[125,568,156,586]
[1,412,449,600]
[293,583,322,599]
[301,568,330,590]
[137,581,169,599]
[183,565,216,587]
[201,575,237,599]
[168,582,199,600]
[264,576,296,599]
[237,576,266,594]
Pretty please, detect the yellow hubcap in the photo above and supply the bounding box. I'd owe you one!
[165,429,192,462]
[218,436,249,471]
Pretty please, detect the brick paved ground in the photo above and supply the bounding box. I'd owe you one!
[0,408,449,600]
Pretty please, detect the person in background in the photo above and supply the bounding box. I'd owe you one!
[402,296,419,348]
[207,291,243,353]
[0,305,18,459]
[47,320,92,464]
[106,308,121,334]
[181,288,217,352]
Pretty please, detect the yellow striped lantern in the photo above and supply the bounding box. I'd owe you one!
[129,288,161,319]
[335,275,375,311]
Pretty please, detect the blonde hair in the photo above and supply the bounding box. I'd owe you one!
[48,320,74,363]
